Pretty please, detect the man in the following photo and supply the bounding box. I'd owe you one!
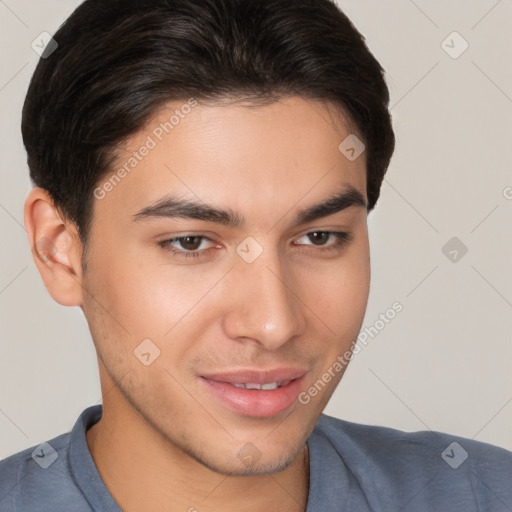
[1,0,511,510]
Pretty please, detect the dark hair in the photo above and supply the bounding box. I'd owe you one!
[22,0,395,246]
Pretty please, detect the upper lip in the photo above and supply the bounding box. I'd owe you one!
[201,368,307,384]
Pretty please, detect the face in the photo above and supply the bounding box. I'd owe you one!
[81,95,370,475]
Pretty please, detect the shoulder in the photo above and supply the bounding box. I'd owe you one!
[0,432,80,510]
[314,413,512,468]
[0,405,103,511]
[310,414,512,510]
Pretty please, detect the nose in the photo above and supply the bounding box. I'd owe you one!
[222,249,306,351]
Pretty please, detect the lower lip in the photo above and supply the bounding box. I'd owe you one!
[200,376,306,418]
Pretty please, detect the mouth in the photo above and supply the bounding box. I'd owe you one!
[200,368,307,418]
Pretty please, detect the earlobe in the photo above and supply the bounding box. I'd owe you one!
[24,187,84,307]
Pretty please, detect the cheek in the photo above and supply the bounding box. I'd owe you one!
[297,239,370,341]
[85,240,217,338]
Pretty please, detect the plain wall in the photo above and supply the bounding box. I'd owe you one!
[0,0,511,459]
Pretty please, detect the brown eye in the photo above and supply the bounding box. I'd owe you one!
[307,232,331,245]
[294,231,351,253]
[159,234,218,260]
[178,236,203,251]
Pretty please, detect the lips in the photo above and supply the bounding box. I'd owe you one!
[200,368,307,418]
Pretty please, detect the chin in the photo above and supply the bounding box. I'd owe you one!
[201,452,298,477]
[184,437,306,477]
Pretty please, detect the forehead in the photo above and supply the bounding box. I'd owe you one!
[94,96,367,223]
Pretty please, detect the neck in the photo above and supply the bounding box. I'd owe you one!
[86,387,310,512]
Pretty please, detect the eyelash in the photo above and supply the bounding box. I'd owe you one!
[158,231,352,260]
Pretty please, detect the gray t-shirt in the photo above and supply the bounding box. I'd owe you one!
[1,405,511,511]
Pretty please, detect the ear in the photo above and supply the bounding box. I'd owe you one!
[24,187,84,307]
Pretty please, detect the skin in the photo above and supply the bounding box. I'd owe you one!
[24,95,370,512]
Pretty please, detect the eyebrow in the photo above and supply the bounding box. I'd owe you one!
[132,185,367,228]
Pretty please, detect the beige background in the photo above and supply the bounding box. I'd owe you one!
[0,0,511,459]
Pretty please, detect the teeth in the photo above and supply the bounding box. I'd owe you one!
[232,382,282,390]
[246,383,264,390]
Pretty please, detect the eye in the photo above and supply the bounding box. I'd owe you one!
[294,231,351,251]
[159,235,217,259]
